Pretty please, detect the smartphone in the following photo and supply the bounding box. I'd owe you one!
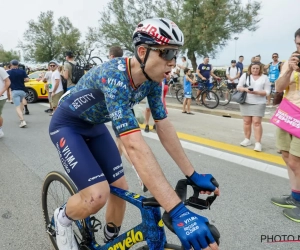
[248,88,253,91]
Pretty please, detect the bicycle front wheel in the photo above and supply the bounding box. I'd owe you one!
[42,171,87,250]
[201,90,219,109]
[176,88,184,104]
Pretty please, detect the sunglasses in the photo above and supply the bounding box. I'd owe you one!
[49,65,57,67]
[147,47,179,61]
[272,56,278,58]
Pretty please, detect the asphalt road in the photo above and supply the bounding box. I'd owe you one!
[0,102,298,250]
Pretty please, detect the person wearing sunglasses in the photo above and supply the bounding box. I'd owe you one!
[49,18,219,250]
[265,53,282,107]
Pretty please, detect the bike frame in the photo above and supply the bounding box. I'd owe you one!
[67,186,170,250]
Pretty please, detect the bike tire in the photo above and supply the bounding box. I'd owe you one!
[176,88,184,104]
[89,56,103,65]
[201,90,219,109]
[41,171,87,250]
[136,243,183,250]
[168,84,177,98]
[216,87,231,106]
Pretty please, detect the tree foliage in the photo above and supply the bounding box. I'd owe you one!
[0,44,20,63]
[95,0,157,53]
[94,0,261,70]
[19,11,81,63]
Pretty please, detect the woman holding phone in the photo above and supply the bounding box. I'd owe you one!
[237,62,271,152]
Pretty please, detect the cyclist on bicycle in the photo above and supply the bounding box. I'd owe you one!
[49,18,219,250]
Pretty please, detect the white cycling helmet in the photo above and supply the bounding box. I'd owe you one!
[133,18,184,47]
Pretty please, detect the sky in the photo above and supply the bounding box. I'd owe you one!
[0,0,299,67]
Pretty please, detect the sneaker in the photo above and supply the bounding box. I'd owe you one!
[54,208,79,250]
[25,110,30,115]
[19,121,27,128]
[0,130,4,138]
[153,124,156,130]
[283,207,300,223]
[271,195,300,209]
[145,125,149,133]
[240,138,251,147]
[44,109,50,113]
[254,142,262,152]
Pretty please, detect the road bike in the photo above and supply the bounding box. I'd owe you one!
[211,79,231,106]
[74,48,103,71]
[167,77,182,98]
[176,80,220,109]
[42,171,220,250]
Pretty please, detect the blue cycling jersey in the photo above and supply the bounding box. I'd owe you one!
[53,57,167,136]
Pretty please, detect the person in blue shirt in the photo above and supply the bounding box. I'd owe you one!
[236,55,244,75]
[266,53,282,106]
[7,60,29,128]
[49,18,219,250]
[182,68,196,114]
[196,56,220,105]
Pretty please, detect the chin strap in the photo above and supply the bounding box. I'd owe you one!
[134,47,153,82]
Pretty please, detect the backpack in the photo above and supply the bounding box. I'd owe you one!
[68,62,85,84]
[61,75,68,93]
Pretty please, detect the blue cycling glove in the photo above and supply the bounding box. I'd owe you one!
[170,202,215,250]
[186,171,217,192]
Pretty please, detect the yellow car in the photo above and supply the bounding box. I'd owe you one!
[25,71,48,103]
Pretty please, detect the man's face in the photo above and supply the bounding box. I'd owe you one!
[239,57,244,62]
[295,36,300,53]
[254,56,261,62]
[49,64,57,72]
[204,57,209,64]
[141,45,178,83]
[272,54,279,61]
[231,63,236,67]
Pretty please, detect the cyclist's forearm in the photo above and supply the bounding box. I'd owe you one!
[122,134,181,212]
[276,69,293,92]
[156,119,194,177]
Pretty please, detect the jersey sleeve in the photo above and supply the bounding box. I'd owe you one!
[101,72,140,137]
[147,82,167,122]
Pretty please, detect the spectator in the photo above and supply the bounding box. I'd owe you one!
[42,65,53,113]
[254,55,268,74]
[49,60,64,116]
[195,56,220,105]
[0,66,11,137]
[177,56,189,85]
[108,46,123,59]
[7,60,30,128]
[236,55,244,74]
[226,60,241,100]
[271,28,300,222]
[266,53,282,107]
[63,51,76,91]
[182,68,196,114]
[237,62,271,152]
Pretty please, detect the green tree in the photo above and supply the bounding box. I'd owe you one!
[94,0,261,70]
[0,44,20,63]
[19,11,81,63]
[157,0,261,70]
[94,0,157,53]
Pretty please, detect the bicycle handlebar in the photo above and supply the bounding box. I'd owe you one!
[142,178,220,245]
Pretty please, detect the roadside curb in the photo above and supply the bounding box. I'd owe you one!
[163,102,274,123]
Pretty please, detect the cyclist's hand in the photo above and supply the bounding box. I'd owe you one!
[186,171,219,196]
[201,77,207,81]
[170,203,219,250]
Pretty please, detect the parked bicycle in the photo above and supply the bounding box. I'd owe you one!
[75,48,103,71]
[211,79,231,106]
[42,171,220,250]
[167,77,182,98]
[176,79,220,109]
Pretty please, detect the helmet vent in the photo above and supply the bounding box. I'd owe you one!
[160,18,170,28]
[159,28,172,40]
[172,29,179,41]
